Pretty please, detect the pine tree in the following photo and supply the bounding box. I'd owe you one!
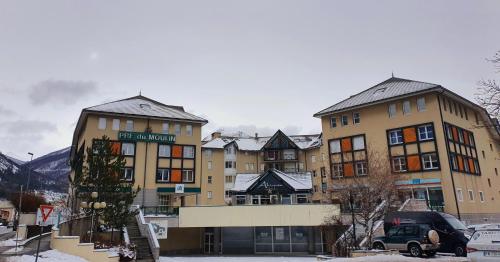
[77,136,140,244]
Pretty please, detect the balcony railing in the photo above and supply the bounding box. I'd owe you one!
[141,206,179,216]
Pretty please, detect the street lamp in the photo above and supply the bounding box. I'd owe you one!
[80,192,106,243]
[15,152,34,253]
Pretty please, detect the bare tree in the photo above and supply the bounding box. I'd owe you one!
[477,51,500,119]
[323,148,398,252]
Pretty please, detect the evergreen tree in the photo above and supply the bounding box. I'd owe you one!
[77,136,140,244]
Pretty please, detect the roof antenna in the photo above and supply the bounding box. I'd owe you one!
[391,71,394,78]
[139,90,142,96]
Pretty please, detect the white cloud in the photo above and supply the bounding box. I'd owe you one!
[28,79,98,105]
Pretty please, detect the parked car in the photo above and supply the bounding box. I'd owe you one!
[467,226,500,262]
[372,223,440,257]
[384,211,471,257]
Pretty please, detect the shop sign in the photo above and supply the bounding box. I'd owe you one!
[175,184,185,194]
[118,131,175,143]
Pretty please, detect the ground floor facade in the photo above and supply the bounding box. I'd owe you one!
[159,226,328,255]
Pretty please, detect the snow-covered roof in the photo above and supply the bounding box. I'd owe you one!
[231,173,261,192]
[314,77,441,117]
[85,95,208,124]
[231,169,312,192]
[202,131,321,151]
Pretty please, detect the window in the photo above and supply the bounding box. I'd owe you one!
[479,191,485,202]
[355,162,367,176]
[186,125,193,136]
[488,178,492,187]
[422,153,439,170]
[443,97,447,111]
[453,102,458,116]
[207,191,212,199]
[313,185,318,192]
[123,167,133,181]
[125,120,134,131]
[158,145,171,157]
[341,115,348,126]
[457,189,463,202]
[389,130,403,145]
[321,183,327,193]
[245,163,250,171]
[475,112,479,125]
[112,119,120,130]
[225,146,235,155]
[450,154,458,170]
[482,150,485,158]
[330,117,337,128]
[182,170,194,182]
[225,161,236,169]
[495,168,498,176]
[392,157,407,172]
[156,169,170,182]
[353,112,360,124]
[121,143,135,156]
[162,123,169,134]
[98,117,107,130]
[490,144,493,151]
[388,104,396,118]
[403,100,411,115]
[448,100,453,113]
[321,167,326,178]
[174,124,181,135]
[352,136,365,150]
[296,194,308,204]
[332,163,343,178]
[311,155,316,163]
[468,190,474,201]
[459,105,464,118]
[329,140,341,153]
[250,163,255,170]
[236,195,246,205]
[417,97,426,111]
[260,164,265,171]
[283,149,296,160]
[299,162,304,170]
[225,175,233,183]
[183,146,195,158]
[464,108,468,120]
[418,125,434,141]
[208,161,212,170]
[208,176,212,184]
[205,149,213,158]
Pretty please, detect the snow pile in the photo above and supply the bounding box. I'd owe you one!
[328,254,468,261]
[159,255,468,262]
[5,250,88,262]
[0,237,18,247]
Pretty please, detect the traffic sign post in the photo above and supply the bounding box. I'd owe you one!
[35,205,54,262]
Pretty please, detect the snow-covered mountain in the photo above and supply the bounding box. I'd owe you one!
[0,152,19,174]
[0,147,70,196]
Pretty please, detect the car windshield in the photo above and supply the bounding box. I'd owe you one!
[444,216,467,230]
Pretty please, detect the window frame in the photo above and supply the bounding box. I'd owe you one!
[402,100,411,115]
[418,124,434,141]
[389,130,403,145]
[125,120,134,131]
[353,112,360,124]
[392,156,407,172]
[156,168,170,182]
[417,97,426,111]
[122,167,134,182]
[182,169,194,183]
[98,117,107,130]
[341,115,348,126]
[422,153,439,170]
[388,103,396,118]
[112,119,120,131]
[330,117,337,128]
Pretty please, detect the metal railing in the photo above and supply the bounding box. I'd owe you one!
[141,206,179,216]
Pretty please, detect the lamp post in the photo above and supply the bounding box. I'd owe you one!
[15,152,34,253]
[81,192,106,243]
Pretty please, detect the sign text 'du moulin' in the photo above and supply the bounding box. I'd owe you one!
[118,131,176,143]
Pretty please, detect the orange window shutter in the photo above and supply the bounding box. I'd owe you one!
[468,158,475,173]
[171,169,181,182]
[457,156,464,171]
[343,163,354,177]
[341,138,352,152]
[407,155,421,171]
[172,145,183,158]
[463,131,470,145]
[111,142,121,155]
[403,128,417,143]
[452,127,459,141]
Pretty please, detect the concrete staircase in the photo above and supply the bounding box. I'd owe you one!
[127,219,154,261]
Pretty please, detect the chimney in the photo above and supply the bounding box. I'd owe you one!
[255,133,258,139]
[212,132,222,139]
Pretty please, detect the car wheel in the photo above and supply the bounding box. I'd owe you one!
[372,242,385,250]
[454,245,466,257]
[408,243,423,257]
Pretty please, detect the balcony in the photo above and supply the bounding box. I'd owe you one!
[264,150,298,162]
[141,206,179,216]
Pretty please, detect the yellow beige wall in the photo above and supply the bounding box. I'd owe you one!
[318,93,500,220]
[437,94,500,220]
[200,148,225,205]
[74,113,203,206]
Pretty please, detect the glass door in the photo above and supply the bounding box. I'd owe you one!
[204,232,214,254]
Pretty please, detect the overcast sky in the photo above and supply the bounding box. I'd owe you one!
[0,0,499,161]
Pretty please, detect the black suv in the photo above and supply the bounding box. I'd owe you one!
[372,224,440,257]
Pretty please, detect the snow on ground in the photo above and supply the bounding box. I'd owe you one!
[160,255,469,262]
[4,250,88,262]
[0,237,18,247]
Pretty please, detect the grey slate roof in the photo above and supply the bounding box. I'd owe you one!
[85,95,208,124]
[314,77,441,117]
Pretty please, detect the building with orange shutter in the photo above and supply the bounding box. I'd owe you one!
[314,77,500,224]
